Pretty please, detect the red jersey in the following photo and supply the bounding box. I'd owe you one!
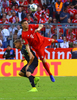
[5,7,11,14]
[68,8,77,19]
[34,0,39,5]
[72,19,77,23]
[34,10,45,23]
[22,24,55,60]
[39,17,47,23]
[9,16,16,23]
[19,0,28,10]
[22,24,50,48]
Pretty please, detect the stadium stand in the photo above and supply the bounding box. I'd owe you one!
[0,0,77,48]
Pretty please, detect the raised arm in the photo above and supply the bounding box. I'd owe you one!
[35,24,43,33]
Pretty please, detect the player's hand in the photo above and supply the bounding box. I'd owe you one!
[35,29,40,33]
[65,15,67,18]
[21,59,25,62]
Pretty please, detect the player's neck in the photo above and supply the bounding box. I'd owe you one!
[20,45,22,50]
[23,28,28,31]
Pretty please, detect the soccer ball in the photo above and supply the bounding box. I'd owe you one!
[30,3,37,12]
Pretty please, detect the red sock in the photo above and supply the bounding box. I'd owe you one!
[53,39,58,43]
[43,62,52,75]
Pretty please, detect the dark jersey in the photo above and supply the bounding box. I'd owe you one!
[21,45,38,63]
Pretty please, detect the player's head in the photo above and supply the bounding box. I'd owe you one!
[14,39,22,49]
[21,20,29,29]
[7,45,11,50]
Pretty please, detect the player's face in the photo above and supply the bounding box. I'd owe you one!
[15,42,21,49]
[22,21,29,29]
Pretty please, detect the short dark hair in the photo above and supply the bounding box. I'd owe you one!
[64,7,67,11]
[21,20,27,24]
[7,45,10,47]
[14,39,21,44]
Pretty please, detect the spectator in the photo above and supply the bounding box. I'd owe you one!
[13,32,17,48]
[16,6,26,22]
[69,31,76,48]
[2,18,9,29]
[11,0,18,7]
[30,0,39,5]
[27,7,34,18]
[39,12,47,36]
[60,36,69,48]
[27,15,34,23]
[6,11,12,21]
[52,34,57,48]
[24,13,34,23]
[2,13,7,19]
[9,11,17,23]
[1,27,10,48]
[1,8,5,15]
[3,45,15,59]
[64,0,70,8]
[45,17,52,37]
[19,0,28,10]
[72,14,77,39]
[0,12,2,20]
[33,6,42,23]
[1,0,9,9]
[55,0,64,22]
[0,28,2,48]
[15,4,18,12]
[47,2,53,17]
[15,17,19,24]
[60,7,70,23]
[51,18,57,34]
[68,3,77,20]
[17,25,22,38]
[71,40,77,59]
[72,0,77,8]
[5,3,12,14]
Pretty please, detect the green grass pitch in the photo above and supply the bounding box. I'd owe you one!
[0,76,77,100]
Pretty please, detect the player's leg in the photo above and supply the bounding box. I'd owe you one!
[19,65,27,77]
[43,37,63,47]
[36,49,55,82]
[19,71,25,76]
[42,58,55,82]
[26,63,39,92]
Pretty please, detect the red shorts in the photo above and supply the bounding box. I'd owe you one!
[34,37,53,60]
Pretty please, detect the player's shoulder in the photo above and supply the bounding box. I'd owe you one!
[29,24,38,27]
[21,45,26,50]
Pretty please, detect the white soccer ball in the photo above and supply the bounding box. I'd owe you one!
[30,3,37,12]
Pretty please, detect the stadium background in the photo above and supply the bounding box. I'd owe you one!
[0,0,77,100]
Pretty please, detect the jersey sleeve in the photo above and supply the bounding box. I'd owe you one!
[23,39,28,45]
[31,24,39,29]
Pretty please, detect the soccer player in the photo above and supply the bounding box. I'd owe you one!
[21,20,63,82]
[14,39,39,92]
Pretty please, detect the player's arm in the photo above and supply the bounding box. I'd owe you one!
[25,44,34,66]
[21,58,26,62]
[35,24,43,33]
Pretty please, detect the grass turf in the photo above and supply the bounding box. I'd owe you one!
[0,77,77,100]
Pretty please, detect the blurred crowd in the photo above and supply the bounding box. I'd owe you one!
[0,0,77,48]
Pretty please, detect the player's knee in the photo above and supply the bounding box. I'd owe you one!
[19,71,24,76]
[42,58,46,63]
[26,71,31,77]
